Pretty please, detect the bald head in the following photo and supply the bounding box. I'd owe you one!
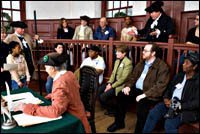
[99,17,107,29]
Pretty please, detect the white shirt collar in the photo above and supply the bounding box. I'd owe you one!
[155,13,162,22]
[15,32,24,38]
[80,25,87,30]
[53,70,67,81]
[151,13,162,29]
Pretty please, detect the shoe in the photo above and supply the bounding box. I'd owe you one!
[107,122,125,132]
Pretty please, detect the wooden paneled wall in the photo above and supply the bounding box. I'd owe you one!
[25,9,199,43]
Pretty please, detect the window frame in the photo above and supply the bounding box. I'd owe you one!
[101,1,133,18]
[1,1,26,30]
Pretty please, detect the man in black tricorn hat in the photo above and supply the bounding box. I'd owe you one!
[143,52,199,133]
[130,1,175,42]
[72,15,93,63]
[4,21,41,79]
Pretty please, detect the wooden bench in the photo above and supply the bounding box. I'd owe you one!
[179,122,199,133]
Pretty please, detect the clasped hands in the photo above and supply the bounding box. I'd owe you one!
[122,87,146,102]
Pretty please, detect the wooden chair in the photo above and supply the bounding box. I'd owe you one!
[79,66,99,133]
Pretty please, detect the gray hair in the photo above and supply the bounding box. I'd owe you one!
[54,62,67,71]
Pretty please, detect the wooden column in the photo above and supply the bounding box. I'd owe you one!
[108,38,113,76]
[167,38,175,79]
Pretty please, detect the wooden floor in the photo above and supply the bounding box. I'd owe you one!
[95,99,165,133]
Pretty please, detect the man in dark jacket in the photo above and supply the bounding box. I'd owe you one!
[131,1,175,42]
[112,43,170,133]
[143,52,199,133]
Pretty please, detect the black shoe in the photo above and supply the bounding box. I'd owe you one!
[107,122,125,132]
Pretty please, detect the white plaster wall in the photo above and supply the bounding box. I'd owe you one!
[184,1,199,11]
[132,1,147,16]
[26,1,101,19]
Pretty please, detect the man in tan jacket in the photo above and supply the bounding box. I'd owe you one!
[4,21,39,79]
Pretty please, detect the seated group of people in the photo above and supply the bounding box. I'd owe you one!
[0,1,199,133]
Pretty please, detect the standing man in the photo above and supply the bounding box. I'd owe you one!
[4,21,40,79]
[130,1,175,42]
[122,43,170,133]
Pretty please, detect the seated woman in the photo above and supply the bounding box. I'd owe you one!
[185,15,199,45]
[98,45,133,131]
[6,41,31,90]
[143,52,199,133]
[57,18,74,39]
[14,52,91,133]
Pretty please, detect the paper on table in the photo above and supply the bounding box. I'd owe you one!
[13,113,62,127]
[3,92,44,111]
[3,92,35,101]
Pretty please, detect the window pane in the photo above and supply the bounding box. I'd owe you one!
[13,11,21,21]
[127,8,132,16]
[12,1,20,9]
[106,11,112,18]
[114,1,120,8]
[128,1,134,6]
[120,9,126,15]
[107,1,113,9]
[121,1,127,7]
[113,10,119,17]
[3,10,12,21]
[2,1,11,8]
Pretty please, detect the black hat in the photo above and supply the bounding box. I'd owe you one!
[89,45,100,52]
[80,15,90,22]
[38,52,67,66]
[185,52,199,65]
[145,1,164,13]
[10,21,28,28]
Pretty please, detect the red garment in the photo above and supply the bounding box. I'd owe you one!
[23,71,91,133]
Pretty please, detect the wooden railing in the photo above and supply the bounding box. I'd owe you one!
[32,39,199,79]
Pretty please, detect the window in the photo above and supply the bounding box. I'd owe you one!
[1,1,26,33]
[103,1,133,18]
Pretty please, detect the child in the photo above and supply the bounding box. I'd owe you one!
[6,41,30,90]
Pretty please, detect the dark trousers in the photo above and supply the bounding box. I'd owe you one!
[98,84,116,112]
[0,71,11,92]
[114,88,143,127]
[143,102,183,133]
[134,95,159,133]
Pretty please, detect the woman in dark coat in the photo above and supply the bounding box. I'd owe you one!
[0,27,11,91]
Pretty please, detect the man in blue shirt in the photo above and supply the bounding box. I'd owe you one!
[94,17,115,40]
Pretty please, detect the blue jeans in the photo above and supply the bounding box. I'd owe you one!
[45,76,53,93]
[143,102,183,133]
[11,78,26,90]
